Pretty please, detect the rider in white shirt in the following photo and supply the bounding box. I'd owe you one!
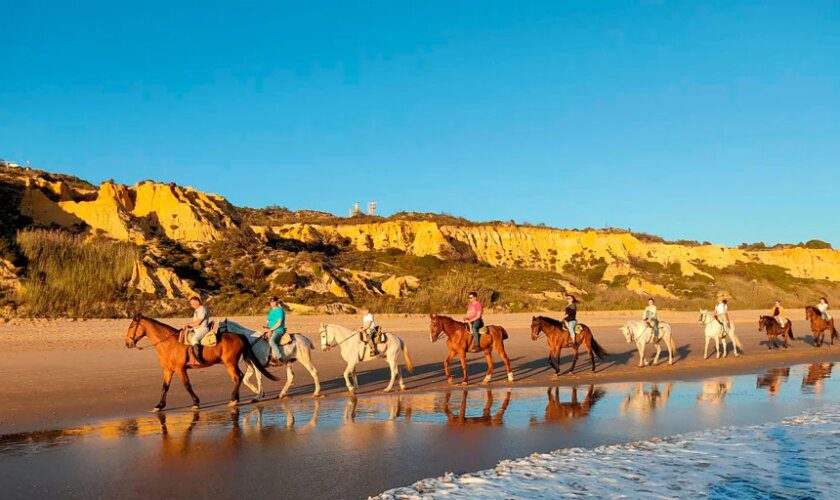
[818,297,832,321]
[643,298,659,340]
[714,299,731,334]
[358,307,380,355]
[184,296,210,364]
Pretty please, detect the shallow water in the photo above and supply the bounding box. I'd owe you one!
[1,363,837,499]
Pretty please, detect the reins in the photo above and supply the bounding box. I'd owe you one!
[131,320,180,351]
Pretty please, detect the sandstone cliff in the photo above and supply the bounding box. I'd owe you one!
[2,162,839,317]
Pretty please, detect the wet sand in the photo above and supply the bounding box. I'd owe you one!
[1,310,839,435]
[1,363,837,499]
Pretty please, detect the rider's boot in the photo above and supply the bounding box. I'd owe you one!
[191,345,205,365]
[369,339,380,356]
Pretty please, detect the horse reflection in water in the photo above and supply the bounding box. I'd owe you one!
[802,363,834,395]
[529,386,604,425]
[620,383,672,421]
[756,367,790,396]
[696,378,734,404]
[343,394,413,422]
[441,390,512,426]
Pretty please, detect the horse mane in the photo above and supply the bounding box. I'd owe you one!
[535,315,564,328]
[139,315,178,332]
[805,305,819,313]
[435,315,466,326]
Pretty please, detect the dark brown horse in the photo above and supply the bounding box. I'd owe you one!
[757,315,794,349]
[124,314,277,411]
[805,306,838,347]
[429,314,513,386]
[530,315,607,376]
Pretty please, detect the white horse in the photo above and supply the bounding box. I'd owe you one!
[619,320,676,366]
[698,310,744,359]
[319,323,414,393]
[218,319,321,400]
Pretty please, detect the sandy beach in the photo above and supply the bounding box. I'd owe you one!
[2,309,838,435]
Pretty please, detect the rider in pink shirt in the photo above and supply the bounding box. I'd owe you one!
[464,292,484,352]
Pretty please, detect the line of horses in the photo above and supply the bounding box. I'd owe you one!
[124,306,837,412]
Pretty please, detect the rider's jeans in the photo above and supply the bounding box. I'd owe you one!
[566,320,577,341]
[190,326,210,345]
[269,328,286,359]
[471,318,484,348]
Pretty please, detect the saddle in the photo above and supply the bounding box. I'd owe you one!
[258,331,293,346]
[179,321,218,347]
[359,326,387,344]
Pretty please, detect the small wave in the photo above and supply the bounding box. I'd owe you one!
[376,402,840,499]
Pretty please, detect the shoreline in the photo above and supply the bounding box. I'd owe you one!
[2,309,839,435]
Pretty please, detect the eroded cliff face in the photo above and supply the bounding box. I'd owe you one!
[19,178,236,244]
[258,222,840,285]
[5,165,840,312]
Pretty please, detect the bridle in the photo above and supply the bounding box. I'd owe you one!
[531,318,545,340]
[128,318,179,351]
[320,324,356,351]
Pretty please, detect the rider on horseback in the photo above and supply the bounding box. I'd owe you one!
[771,300,785,328]
[818,297,832,322]
[643,298,660,341]
[357,306,380,356]
[184,296,210,365]
[564,294,578,347]
[465,291,484,353]
[262,296,287,364]
[714,298,731,335]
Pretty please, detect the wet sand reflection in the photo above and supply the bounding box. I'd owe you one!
[757,367,791,396]
[802,363,834,395]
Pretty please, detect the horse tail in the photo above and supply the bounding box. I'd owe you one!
[589,333,608,359]
[498,326,509,341]
[667,327,677,353]
[400,338,414,374]
[299,334,315,351]
[788,322,796,341]
[238,334,280,382]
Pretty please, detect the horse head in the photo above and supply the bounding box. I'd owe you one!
[125,315,147,348]
[530,316,543,341]
[318,323,331,351]
[619,323,633,343]
[698,309,709,325]
[429,314,445,343]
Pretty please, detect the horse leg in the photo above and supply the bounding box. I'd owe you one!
[458,351,469,386]
[498,342,514,383]
[225,360,243,406]
[569,347,580,374]
[481,350,493,385]
[444,351,455,384]
[279,364,294,399]
[652,343,661,366]
[242,363,261,402]
[343,363,356,393]
[301,358,321,397]
[353,371,360,390]
[177,368,200,409]
[383,354,398,392]
[153,369,174,412]
[637,342,646,367]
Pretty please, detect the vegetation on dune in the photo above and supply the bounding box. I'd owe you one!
[15,230,140,317]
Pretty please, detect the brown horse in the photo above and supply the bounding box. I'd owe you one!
[757,315,795,349]
[530,315,607,376]
[124,314,278,411]
[805,306,838,347]
[429,314,514,386]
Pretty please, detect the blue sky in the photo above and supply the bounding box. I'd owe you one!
[2,1,838,246]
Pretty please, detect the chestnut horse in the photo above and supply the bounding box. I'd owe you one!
[530,315,608,376]
[124,314,277,411]
[429,314,514,386]
[757,315,795,349]
[806,306,838,347]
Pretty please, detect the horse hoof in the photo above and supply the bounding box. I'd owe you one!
[191,405,200,410]
[250,398,259,404]
[383,388,392,393]
[446,378,454,386]
[152,406,163,413]
[460,381,468,387]
[507,373,514,383]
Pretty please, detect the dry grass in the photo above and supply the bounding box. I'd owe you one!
[16,230,140,317]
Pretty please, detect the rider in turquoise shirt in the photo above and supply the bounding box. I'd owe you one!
[264,296,287,362]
